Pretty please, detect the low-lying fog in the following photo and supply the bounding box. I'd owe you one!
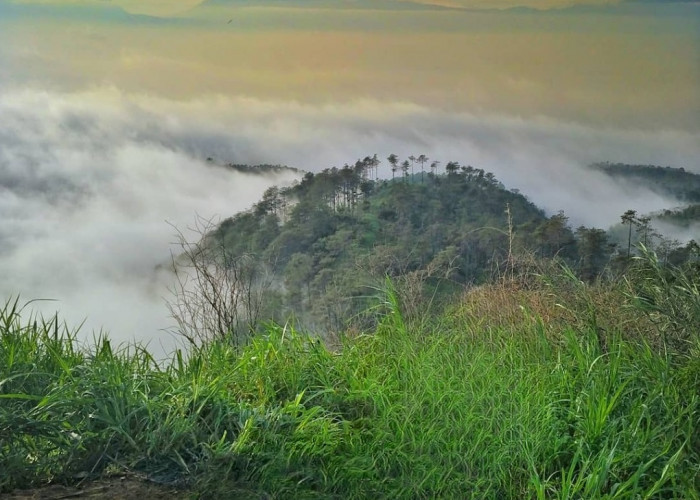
[0,88,301,357]
[2,87,697,356]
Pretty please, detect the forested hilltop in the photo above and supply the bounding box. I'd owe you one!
[590,162,700,203]
[591,163,700,260]
[183,156,698,343]
[656,204,700,228]
[210,158,545,335]
[215,160,303,177]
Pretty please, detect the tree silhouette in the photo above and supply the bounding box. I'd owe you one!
[635,216,652,248]
[341,164,355,208]
[430,160,440,179]
[621,210,638,259]
[445,161,460,175]
[417,154,428,183]
[575,226,610,281]
[361,156,372,180]
[401,160,410,183]
[257,186,282,217]
[409,155,416,178]
[388,154,399,181]
[166,217,276,346]
[371,154,380,180]
[534,211,574,258]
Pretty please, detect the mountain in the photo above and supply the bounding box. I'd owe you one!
[170,157,700,343]
[205,159,303,177]
[203,159,572,335]
[590,163,700,204]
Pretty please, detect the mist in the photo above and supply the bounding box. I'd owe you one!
[0,87,300,357]
[1,85,697,354]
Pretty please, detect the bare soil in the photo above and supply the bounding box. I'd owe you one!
[1,476,189,500]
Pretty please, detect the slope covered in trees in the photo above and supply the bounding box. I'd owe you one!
[590,163,700,266]
[210,160,554,336]
[655,204,700,228]
[191,156,697,342]
[219,162,303,177]
[590,162,700,203]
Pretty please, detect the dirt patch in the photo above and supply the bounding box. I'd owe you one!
[1,476,189,500]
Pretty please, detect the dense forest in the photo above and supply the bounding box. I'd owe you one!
[655,204,700,228]
[174,157,699,344]
[217,161,303,177]
[590,162,700,203]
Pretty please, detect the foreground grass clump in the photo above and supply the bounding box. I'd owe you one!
[1,264,699,499]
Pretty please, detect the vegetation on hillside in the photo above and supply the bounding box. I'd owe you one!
[210,159,550,337]
[655,204,700,229]
[1,252,699,498]
[180,157,697,344]
[590,162,700,203]
[216,161,303,177]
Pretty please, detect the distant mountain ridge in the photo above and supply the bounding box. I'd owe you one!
[590,163,700,203]
[219,162,303,176]
[655,204,700,229]
[199,0,458,10]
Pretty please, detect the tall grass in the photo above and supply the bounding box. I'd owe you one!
[625,247,700,357]
[1,257,698,498]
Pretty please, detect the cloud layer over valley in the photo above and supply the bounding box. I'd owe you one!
[0,88,299,356]
[1,86,697,355]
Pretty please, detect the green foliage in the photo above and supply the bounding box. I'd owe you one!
[625,247,700,356]
[2,256,699,498]
[203,158,699,340]
[655,204,700,228]
[591,162,700,203]
[214,160,552,334]
[221,163,302,177]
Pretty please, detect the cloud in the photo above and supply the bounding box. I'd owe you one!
[5,14,697,134]
[0,87,298,357]
[1,86,697,355]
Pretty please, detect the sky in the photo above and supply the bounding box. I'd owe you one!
[1,0,698,354]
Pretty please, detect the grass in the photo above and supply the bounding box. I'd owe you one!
[1,257,699,498]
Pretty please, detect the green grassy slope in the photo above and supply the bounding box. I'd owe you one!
[2,254,698,498]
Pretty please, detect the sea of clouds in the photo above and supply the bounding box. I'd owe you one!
[1,86,697,355]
